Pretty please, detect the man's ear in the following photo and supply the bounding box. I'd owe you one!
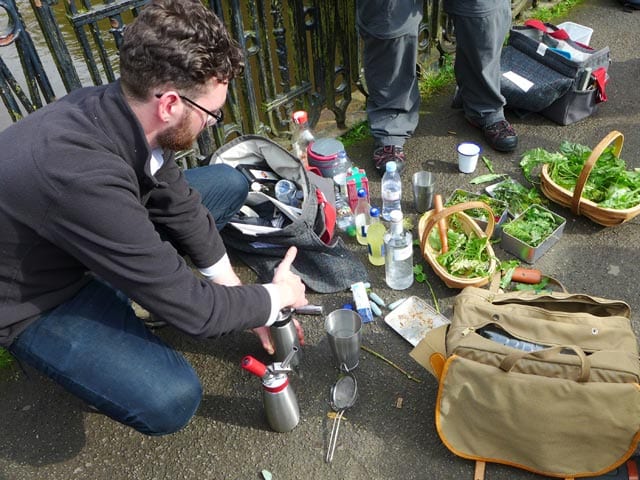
[156,91,181,123]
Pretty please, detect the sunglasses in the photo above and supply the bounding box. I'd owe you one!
[155,93,224,127]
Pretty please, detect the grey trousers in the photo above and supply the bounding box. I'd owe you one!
[450,1,511,127]
[360,30,421,148]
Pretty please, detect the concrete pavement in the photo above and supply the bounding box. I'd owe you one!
[1,1,639,479]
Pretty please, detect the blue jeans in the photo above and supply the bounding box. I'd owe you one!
[8,164,249,435]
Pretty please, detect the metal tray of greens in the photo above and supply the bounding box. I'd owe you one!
[501,204,566,264]
[485,178,546,218]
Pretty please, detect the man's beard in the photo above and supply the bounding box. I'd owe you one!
[156,110,198,151]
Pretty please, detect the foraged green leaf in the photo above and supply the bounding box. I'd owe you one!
[469,173,506,185]
[482,155,495,174]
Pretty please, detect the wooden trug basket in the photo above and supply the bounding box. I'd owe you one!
[418,201,497,289]
[540,130,640,227]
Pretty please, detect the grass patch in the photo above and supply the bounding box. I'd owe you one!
[0,348,13,369]
[337,119,370,147]
[419,54,456,99]
[523,0,586,22]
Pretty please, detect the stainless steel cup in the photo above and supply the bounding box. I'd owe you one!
[412,171,435,213]
[325,309,362,371]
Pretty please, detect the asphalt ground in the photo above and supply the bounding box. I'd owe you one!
[1,1,639,479]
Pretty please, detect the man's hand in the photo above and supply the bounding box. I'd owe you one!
[252,319,305,355]
[272,246,307,309]
[252,246,307,354]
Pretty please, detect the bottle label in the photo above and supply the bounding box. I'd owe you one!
[382,190,401,201]
[393,244,413,261]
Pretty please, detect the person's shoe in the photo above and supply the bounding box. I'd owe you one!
[468,118,518,153]
[373,145,406,175]
[451,87,463,110]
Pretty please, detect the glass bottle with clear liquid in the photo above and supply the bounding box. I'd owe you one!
[291,110,315,168]
[333,175,356,237]
[354,188,371,246]
[384,210,413,290]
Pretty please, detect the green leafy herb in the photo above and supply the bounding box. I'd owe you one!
[519,142,640,210]
[498,259,521,290]
[413,264,440,313]
[489,178,546,217]
[428,215,493,279]
[445,190,507,222]
[502,205,563,247]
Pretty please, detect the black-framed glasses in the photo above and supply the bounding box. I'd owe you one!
[155,93,224,127]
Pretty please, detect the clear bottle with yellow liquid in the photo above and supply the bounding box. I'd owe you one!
[367,207,386,266]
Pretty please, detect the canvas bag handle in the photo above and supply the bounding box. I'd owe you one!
[500,345,591,382]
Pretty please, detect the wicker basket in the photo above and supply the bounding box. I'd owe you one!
[418,201,497,289]
[540,130,640,227]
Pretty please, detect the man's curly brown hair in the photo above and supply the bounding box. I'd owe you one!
[119,0,244,100]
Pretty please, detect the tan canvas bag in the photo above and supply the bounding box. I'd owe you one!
[411,285,640,479]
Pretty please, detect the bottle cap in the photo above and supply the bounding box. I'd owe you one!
[390,210,403,222]
[357,188,367,198]
[292,110,308,124]
[369,207,380,217]
[385,161,397,172]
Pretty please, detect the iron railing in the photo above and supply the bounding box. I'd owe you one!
[0,0,537,162]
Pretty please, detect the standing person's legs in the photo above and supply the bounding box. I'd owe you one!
[452,4,510,126]
[8,279,202,435]
[361,31,420,174]
[184,163,249,229]
[451,1,517,152]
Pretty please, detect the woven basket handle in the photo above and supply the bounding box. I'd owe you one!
[420,201,495,254]
[571,130,624,215]
[500,345,590,382]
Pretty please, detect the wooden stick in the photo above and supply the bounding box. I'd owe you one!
[360,345,422,383]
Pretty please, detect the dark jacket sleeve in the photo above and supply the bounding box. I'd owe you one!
[40,154,271,337]
[144,155,225,269]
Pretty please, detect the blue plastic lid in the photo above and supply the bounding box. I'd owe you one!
[385,161,397,172]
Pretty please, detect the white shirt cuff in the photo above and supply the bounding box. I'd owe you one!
[262,283,281,326]
[198,254,232,280]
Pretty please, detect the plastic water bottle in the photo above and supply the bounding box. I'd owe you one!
[354,188,371,246]
[479,327,546,352]
[334,150,352,183]
[334,175,356,237]
[367,207,386,266]
[381,161,402,221]
[384,210,413,290]
[291,110,315,168]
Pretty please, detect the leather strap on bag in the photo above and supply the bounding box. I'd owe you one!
[500,345,591,382]
[628,457,639,480]
[474,460,575,480]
